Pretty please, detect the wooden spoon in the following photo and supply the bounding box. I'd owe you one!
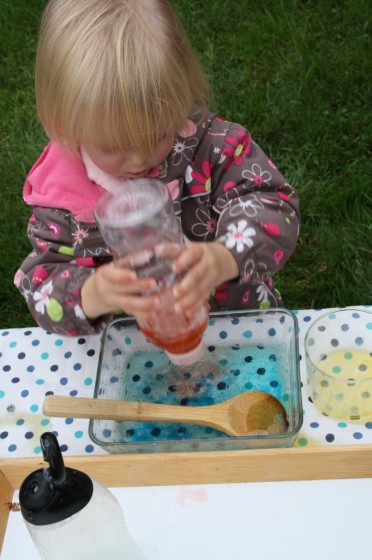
[43,392,288,437]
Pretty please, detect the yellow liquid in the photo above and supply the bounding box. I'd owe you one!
[309,349,372,420]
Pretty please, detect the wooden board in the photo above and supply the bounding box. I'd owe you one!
[1,444,372,554]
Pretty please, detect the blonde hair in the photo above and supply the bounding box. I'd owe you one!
[35,0,209,156]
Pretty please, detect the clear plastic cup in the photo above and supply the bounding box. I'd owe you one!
[304,308,372,421]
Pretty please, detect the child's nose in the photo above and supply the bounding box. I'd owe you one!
[127,152,148,169]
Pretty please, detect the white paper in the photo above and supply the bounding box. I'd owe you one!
[3,478,371,560]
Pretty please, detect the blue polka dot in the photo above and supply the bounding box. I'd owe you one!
[1,331,9,336]
[11,377,20,383]
[25,432,34,440]
[3,365,11,372]
[112,348,122,356]
[353,432,363,440]
[32,339,40,346]
[27,366,35,372]
[310,422,319,428]
[8,444,17,452]
[85,444,94,453]
[50,365,59,372]
[365,422,372,429]
[65,417,74,424]
[17,352,26,359]
[303,316,312,322]
[60,377,68,385]
[355,337,364,345]
[0,432,8,439]
[231,317,240,325]
[110,376,119,383]
[270,380,278,388]
[87,349,95,357]
[16,419,25,425]
[21,390,29,397]
[219,330,228,339]
[352,312,360,319]
[78,338,86,345]
[325,433,335,442]
[103,429,112,437]
[73,363,82,371]
[69,390,78,396]
[64,351,72,359]
[268,328,276,336]
[60,444,68,452]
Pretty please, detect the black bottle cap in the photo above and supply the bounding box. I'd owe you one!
[19,432,93,525]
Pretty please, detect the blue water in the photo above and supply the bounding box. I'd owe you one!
[98,342,290,443]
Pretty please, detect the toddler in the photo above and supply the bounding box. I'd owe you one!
[15,0,300,336]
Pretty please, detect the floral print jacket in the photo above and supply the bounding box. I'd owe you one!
[15,111,300,335]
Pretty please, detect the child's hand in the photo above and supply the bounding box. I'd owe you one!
[171,242,239,313]
[81,262,161,320]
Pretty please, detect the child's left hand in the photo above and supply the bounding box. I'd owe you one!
[171,242,239,313]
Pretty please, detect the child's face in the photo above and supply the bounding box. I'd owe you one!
[83,136,174,179]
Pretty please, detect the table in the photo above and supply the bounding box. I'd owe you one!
[1,307,372,559]
[2,307,372,457]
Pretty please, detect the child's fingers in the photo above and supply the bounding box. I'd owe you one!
[172,243,203,274]
[119,294,162,315]
[99,264,157,293]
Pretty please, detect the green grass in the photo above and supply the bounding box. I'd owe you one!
[0,0,371,328]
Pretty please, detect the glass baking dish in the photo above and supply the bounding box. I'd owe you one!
[89,309,303,453]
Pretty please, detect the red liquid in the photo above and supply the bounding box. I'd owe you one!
[139,310,208,355]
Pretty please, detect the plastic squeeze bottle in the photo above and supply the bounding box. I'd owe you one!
[19,432,144,560]
[94,178,208,366]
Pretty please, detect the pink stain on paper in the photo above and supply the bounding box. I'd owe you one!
[176,487,208,507]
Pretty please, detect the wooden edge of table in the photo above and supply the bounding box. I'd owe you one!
[1,443,372,553]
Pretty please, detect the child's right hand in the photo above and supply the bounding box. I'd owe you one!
[81,262,160,320]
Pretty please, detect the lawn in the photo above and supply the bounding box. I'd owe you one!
[0,0,371,328]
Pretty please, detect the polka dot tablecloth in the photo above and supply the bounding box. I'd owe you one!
[1,307,371,458]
